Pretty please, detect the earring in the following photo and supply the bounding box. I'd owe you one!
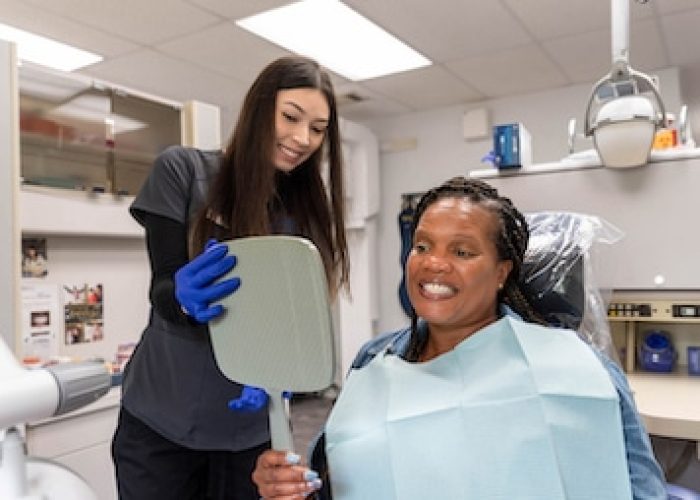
[498,283,503,290]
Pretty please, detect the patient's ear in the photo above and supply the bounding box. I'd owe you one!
[497,260,513,287]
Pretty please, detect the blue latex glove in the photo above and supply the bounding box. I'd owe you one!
[228,387,293,412]
[175,239,240,323]
[228,386,269,412]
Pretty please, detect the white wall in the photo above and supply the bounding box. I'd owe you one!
[336,119,380,379]
[32,236,150,362]
[0,41,21,350]
[361,67,682,333]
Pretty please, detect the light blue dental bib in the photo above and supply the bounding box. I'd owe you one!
[325,316,632,499]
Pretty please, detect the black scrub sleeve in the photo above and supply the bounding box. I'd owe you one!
[141,211,193,326]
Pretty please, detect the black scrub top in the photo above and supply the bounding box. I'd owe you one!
[122,145,270,451]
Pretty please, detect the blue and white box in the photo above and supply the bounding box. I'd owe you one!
[493,123,532,169]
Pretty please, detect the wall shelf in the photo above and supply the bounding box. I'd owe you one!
[470,146,700,179]
[20,185,142,238]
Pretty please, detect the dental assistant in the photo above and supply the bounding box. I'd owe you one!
[111,56,349,500]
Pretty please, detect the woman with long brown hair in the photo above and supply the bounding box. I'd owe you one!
[112,56,349,500]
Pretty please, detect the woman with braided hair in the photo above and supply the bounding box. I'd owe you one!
[253,176,666,500]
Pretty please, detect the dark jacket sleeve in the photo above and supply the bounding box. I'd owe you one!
[141,212,193,325]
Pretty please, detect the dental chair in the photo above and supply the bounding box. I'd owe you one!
[521,211,623,363]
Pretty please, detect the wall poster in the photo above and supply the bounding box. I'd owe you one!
[21,283,60,362]
[63,283,104,345]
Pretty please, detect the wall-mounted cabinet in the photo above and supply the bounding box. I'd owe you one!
[19,64,181,196]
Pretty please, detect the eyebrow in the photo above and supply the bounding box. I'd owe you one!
[284,101,329,123]
[414,229,481,244]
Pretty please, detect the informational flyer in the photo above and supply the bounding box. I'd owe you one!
[63,283,104,345]
[21,283,60,361]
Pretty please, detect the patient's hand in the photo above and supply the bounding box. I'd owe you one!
[253,450,322,499]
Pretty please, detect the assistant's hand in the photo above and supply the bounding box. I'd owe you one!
[228,387,293,412]
[228,385,269,412]
[175,239,240,323]
[253,450,322,499]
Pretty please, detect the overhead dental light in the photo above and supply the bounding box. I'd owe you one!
[584,0,666,168]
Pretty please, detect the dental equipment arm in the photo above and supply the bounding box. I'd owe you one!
[1,334,111,499]
[0,336,111,430]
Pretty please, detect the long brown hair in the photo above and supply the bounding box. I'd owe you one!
[406,176,546,360]
[189,56,349,292]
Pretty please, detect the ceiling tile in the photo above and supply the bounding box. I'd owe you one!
[504,0,610,40]
[543,30,611,83]
[653,0,700,15]
[187,0,292,19]
[157,22,292,84]
[339,98,410,122]
[661,8,700,66]
[446,45,569,98]
[334,82,411,121]
[0,0,137,57]
[360,65,483,110]
[629,18,669,72]
[344,0,532,63]
[24,0,220,45]
[79,49,247,110]
[544,18,669,85]
[505,0,656,39]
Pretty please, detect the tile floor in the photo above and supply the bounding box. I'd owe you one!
[289,393,335,456]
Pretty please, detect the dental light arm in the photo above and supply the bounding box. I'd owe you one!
[0,336,110,431]
[583,0,667,168]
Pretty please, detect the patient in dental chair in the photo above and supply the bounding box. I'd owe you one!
[253,176,666,500]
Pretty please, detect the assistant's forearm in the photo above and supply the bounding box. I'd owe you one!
[142,212,192,325]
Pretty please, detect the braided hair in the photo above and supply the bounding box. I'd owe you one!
[405,176,546,361]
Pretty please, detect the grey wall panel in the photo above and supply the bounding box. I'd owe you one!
[485,159,700,289]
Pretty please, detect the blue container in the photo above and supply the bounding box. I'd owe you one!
[688,346,700,376]
[639,331,675,372]
[493,123,531,169]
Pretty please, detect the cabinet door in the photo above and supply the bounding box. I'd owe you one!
[112,92,180,196]
[18,65,181,196]
[19,66,110,190]
[57,441,118,500]
[27,404,120,500]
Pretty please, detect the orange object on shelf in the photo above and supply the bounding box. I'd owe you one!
[653,128,678,150]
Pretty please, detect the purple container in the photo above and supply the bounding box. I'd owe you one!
[688,346,700,376]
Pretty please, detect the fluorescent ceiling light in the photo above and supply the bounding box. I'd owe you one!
[236,0,431,81]
[0,22,102,72]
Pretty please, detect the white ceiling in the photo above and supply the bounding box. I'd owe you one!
[2,0,700,125]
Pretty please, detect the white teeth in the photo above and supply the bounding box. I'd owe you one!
[422,282,454,296]
[280,144,301,159]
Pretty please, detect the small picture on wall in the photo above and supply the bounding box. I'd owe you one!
[21,238,48,278]
[63,283,104,345]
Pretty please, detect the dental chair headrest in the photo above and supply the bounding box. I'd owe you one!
[520,212,590,331]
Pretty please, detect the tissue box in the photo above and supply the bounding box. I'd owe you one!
[493,123,532,169]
